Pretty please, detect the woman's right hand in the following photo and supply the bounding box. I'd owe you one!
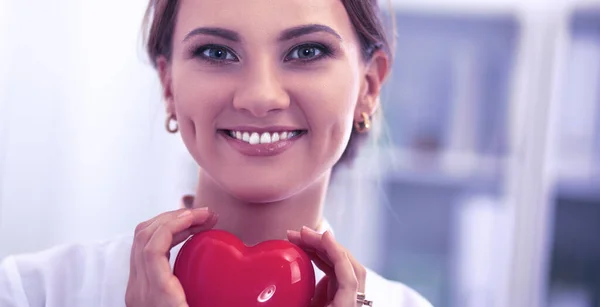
[125,202,217,307]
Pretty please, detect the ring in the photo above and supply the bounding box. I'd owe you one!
[356,292,373,306]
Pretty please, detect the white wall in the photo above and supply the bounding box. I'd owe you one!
[0,0,197,259]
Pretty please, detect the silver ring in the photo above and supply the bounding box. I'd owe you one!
[357,292,373,306]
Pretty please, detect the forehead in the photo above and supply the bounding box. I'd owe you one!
[175,0,355,40]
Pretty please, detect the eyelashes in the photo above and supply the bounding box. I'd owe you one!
[191,44,238,64]
[188,42,335,66]
[283,43,333,62]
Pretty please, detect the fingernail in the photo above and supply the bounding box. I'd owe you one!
[323,230,334,239]
[177,210,191,218]
[301,226,313,233]
[196,208,215,220]
[206,212,219,225]
[193,207,210,213]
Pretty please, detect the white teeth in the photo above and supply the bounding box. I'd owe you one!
[230,130,298,145]
[249,132,260,145]
[260,132,271,144]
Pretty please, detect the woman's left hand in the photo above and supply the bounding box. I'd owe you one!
[287,227,367,307]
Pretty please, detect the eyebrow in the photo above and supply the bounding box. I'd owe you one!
[278,24,342,41]
[183,27,240,42]
[183,24,342,43]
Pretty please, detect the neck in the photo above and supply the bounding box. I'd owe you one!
[191,170,330,246]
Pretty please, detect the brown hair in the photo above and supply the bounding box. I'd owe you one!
[142,0,394,168]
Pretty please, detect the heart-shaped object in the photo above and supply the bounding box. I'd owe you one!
[174,229,315,307]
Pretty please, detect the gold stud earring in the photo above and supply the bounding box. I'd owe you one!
[353,112,371,133]
[165,113,178,134]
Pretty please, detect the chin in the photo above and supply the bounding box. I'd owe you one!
[213,169,309,203]
[226,179,302,204]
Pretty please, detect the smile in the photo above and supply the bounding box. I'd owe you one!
[218,129,307,157]
[224,130,304,145]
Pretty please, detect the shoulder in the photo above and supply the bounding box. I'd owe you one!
[364,267,433,307]
[0,234,134,307]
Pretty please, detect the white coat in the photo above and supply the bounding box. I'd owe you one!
[0,225,433,307]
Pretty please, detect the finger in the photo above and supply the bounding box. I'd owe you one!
[286,229,302,242]
[134,208,194,267]
[296,228,358,306]
[143,209,214,286]
[172,210,218,244]
[320,231,358,307]
[297,228,367,293]
[135,208,211,258]
[133,208,204,282]
[299,226,326,251]
[311,276,331,307]
[288,230,334,273]
[298,227,334,267]
[130,210,187,283]
[137,209,194,287]
[287,230,319,254]
[305,249,335,277]
[344,251,367,293]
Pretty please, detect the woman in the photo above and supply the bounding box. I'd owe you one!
[0,0,432,306]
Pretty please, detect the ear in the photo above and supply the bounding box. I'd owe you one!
[355,50,390,120]
[157,56,176,116]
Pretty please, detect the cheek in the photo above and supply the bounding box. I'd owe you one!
[171,67,233,159]
[172,67,232,115]
[290,66,360,158]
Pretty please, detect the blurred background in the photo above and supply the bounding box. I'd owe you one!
[1,0,599,306]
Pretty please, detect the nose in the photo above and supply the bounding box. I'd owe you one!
[232,57,290,117]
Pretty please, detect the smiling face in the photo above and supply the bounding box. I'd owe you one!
[158,0,388,203]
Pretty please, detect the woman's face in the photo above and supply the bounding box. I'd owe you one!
[160,0,383,202]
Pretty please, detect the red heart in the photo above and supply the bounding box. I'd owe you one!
[174,229,315,307]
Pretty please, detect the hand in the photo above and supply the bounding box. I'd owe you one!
[287,227,367,307]
[125,201,218,307]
